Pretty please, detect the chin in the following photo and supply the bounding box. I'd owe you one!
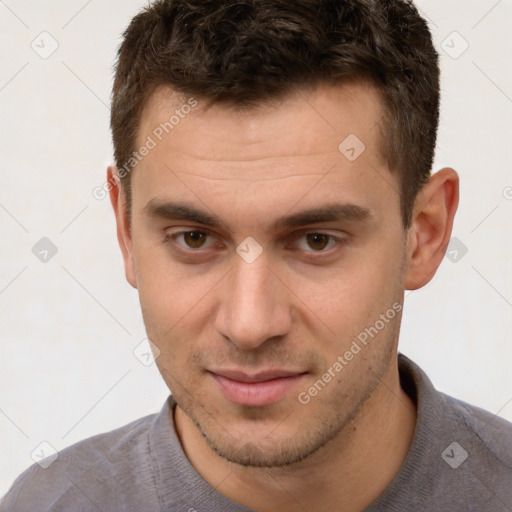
[189,405,348,469]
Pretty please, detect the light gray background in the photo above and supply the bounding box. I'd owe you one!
[1,0,511,496]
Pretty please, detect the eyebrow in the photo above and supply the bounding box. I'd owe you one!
[144,199,372,231]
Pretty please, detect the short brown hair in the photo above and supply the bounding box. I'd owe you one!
[111,0,440,228]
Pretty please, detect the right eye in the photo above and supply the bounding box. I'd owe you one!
[165,229,217,251]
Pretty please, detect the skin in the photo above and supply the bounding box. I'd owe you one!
[109,82,459,512]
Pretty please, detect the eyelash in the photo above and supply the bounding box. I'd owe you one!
[164,229,345,261]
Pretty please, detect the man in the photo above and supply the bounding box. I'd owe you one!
[2,0,511,510]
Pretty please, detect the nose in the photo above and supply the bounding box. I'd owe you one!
[214,252,292,350]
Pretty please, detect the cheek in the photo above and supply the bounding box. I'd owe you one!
[136,270,207,386]
[299,239,404,345]
[136,269,201,337]
[132,239,185,337]
[132,240,222,349]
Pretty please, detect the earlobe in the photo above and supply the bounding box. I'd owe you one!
[405,168,459,290]
[107,166,137,289]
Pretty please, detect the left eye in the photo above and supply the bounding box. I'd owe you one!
[295,233,338,252]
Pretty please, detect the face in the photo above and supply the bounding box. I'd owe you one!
[121,82,409,467]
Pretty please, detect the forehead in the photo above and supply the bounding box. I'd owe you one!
[132,81,400,229]
[137,81,385,172]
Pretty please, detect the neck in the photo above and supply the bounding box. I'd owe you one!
[174,358,416,512]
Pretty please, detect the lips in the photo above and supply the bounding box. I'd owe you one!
[208,369,307,407]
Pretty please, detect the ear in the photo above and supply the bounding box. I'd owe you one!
[405,167,459,290]
[107,166,137,288]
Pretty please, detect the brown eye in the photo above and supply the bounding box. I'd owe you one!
[183,231,208,249]
[306,233,330,251]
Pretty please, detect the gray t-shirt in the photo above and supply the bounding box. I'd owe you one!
[2,354,511,511]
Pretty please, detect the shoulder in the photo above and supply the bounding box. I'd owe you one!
[393,354,512,509]
[434,392,512,508]
[0,413,158,512]
[441,391,512,469]
[400,353,512,472]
